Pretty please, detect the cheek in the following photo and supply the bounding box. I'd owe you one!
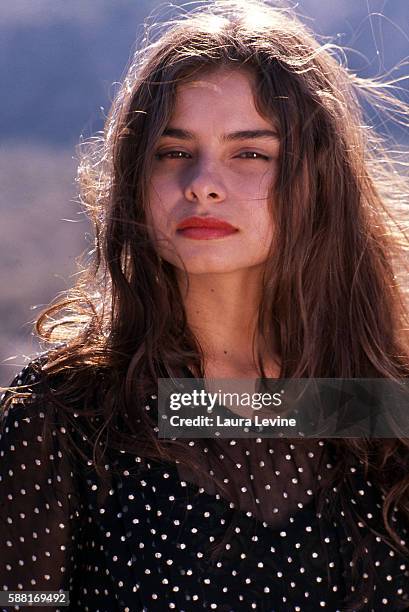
[149,171,179,208]
[253,210,274,248]
[243,194,275,254]
[147,179,170,233]
[231,167,276,201]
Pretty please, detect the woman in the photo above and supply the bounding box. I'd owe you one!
[1,0,409,610]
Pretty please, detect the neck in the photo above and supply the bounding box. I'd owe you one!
[176,265,279,376]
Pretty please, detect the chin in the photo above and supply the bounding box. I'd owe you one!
[172,258,251,275]
[162,248,261,275]
[185,265,238,275]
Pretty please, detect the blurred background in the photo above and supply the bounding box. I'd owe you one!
[1,0,409,384]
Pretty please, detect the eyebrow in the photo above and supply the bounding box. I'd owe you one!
[161,127,279,142]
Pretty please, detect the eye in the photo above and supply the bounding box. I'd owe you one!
[154,150,192,160]
[235,151,271,161]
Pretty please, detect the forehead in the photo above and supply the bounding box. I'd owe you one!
[170,67,268,126]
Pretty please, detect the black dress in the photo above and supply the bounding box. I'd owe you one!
[1,356,409,611]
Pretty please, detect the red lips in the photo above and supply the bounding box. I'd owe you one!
[177,216,237,231]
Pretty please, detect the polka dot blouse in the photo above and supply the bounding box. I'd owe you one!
[1,357,409,611]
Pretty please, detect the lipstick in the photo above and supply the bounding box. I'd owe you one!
[176,216,238,240]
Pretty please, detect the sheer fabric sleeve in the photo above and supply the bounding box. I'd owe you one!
[0,360,84,611]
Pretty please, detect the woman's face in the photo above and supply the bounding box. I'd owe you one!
[147,67,280,275]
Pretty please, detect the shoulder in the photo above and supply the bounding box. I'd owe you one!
[1,354,51,438]
[0,357,87,524]
[1,354,47,395]
[0,351,88,473]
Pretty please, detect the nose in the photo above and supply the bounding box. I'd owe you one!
[183,160,227,204]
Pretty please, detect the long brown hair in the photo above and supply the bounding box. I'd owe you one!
[3,1,409,608]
